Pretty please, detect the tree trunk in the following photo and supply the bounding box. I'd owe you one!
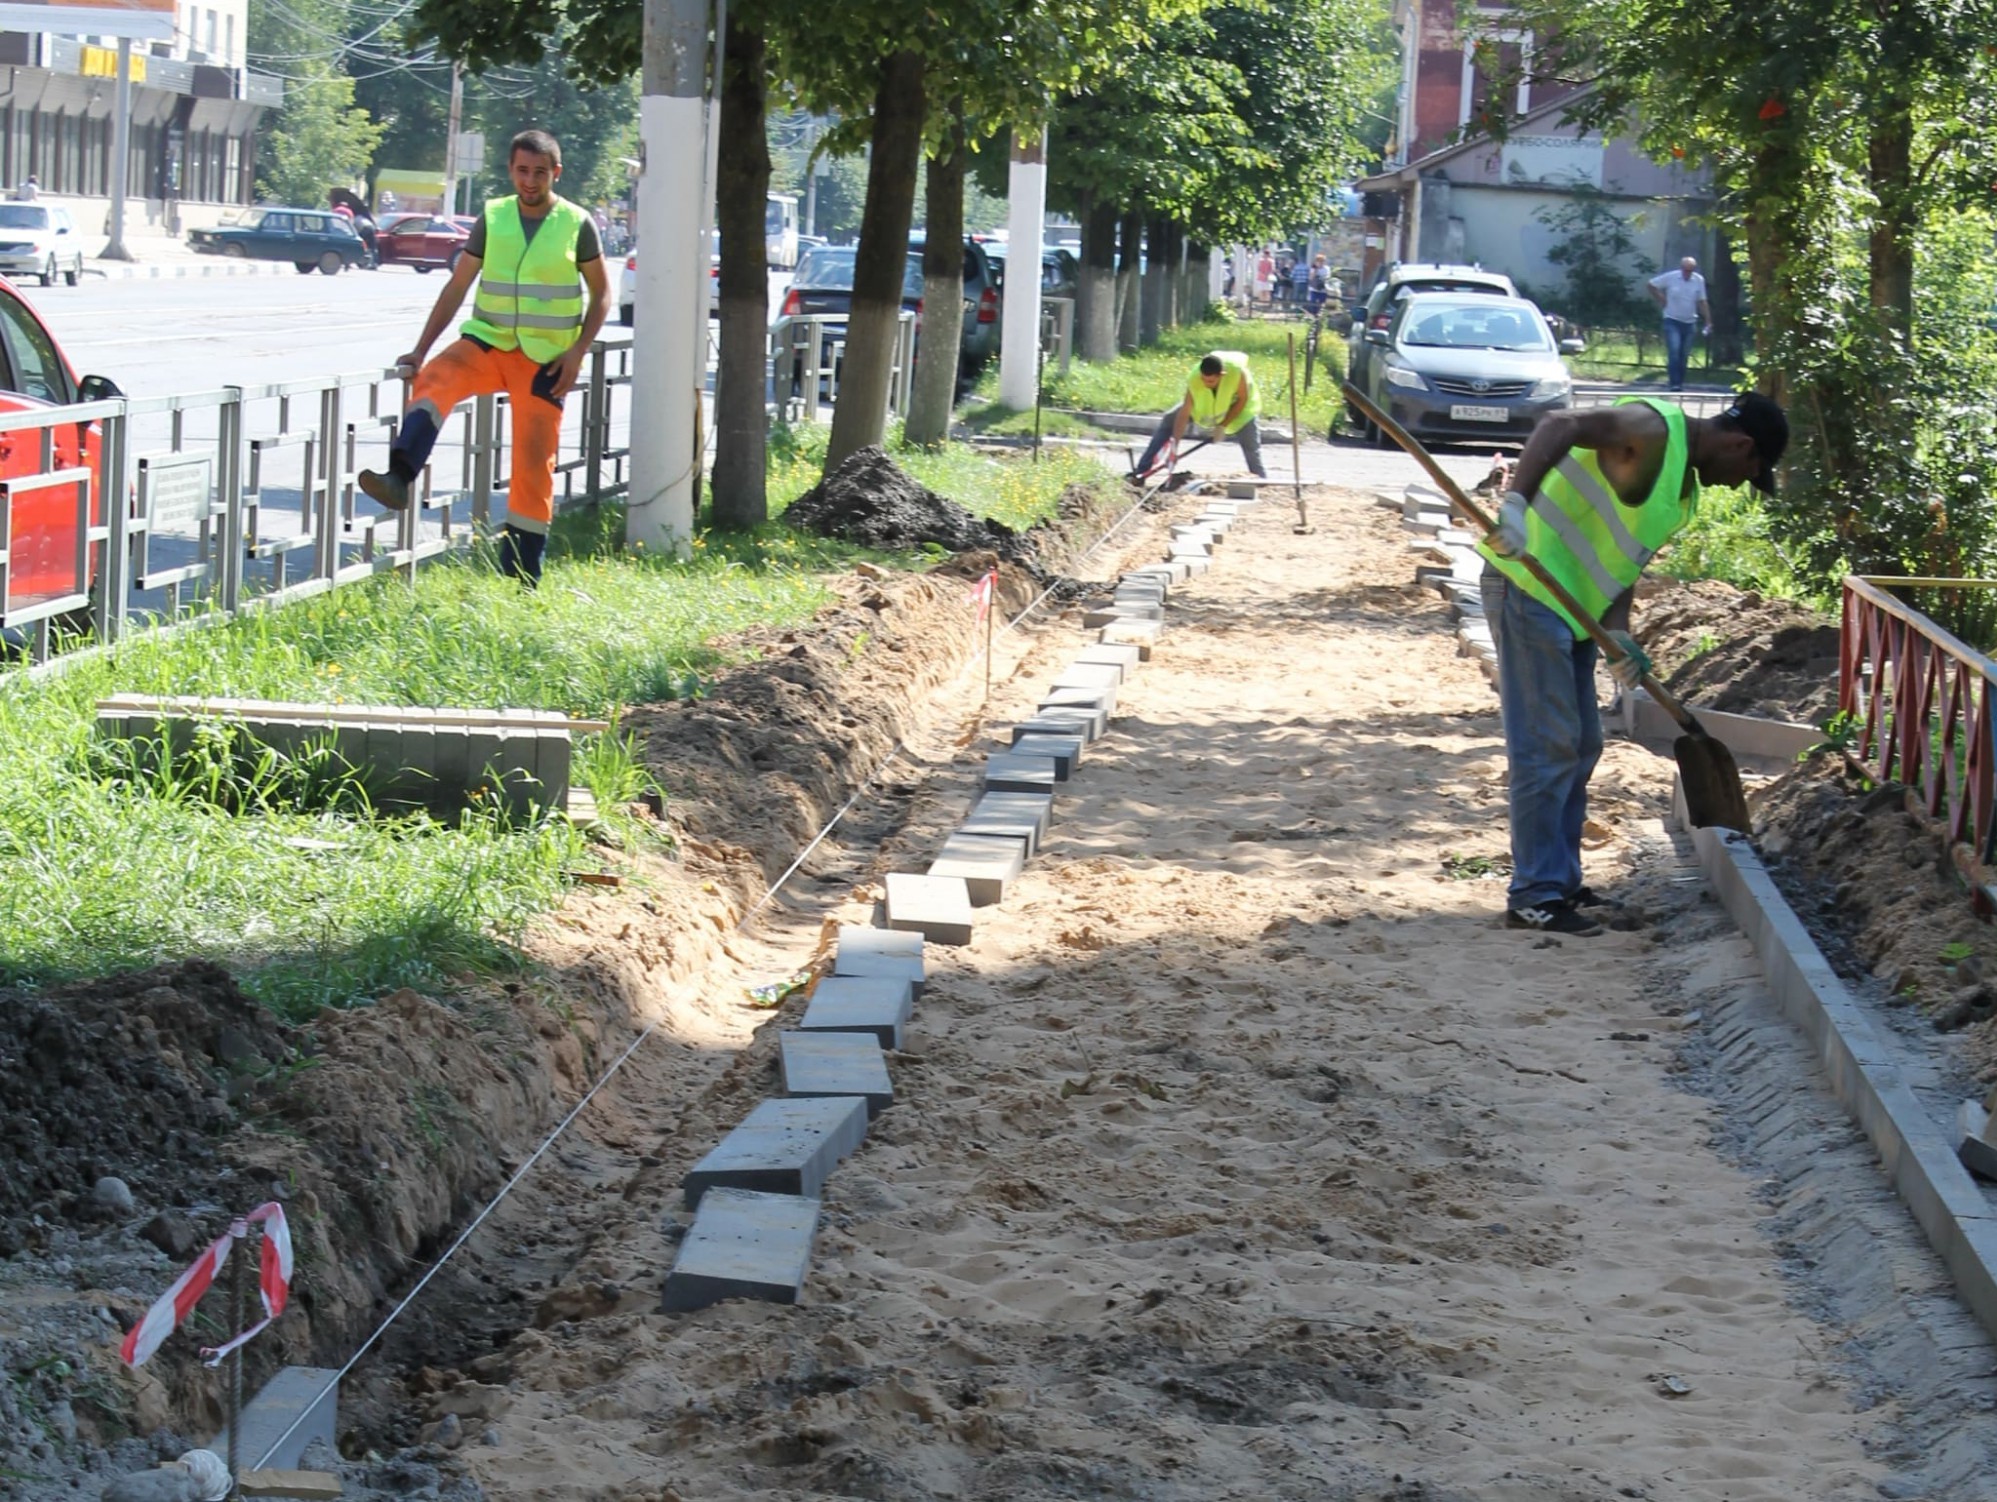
[1708,229,1744,368]
[1116,207,1141,353]
[709,21,769,528]
[1867,97,1916,337]
[904,105,965,447]
[1076,193,1118,363]
[1159,221,1183,331]
[1140,214,1169,345]
[826,50,925,471]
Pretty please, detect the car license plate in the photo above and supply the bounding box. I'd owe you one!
[1451,404,1510,422]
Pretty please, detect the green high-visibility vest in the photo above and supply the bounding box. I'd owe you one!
[1477,397,1699,638]
[462,196,587,362]
[1186,351,1258,434]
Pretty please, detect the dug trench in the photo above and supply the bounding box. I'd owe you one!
[0,453,1120,1498]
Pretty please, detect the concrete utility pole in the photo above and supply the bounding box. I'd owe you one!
[996,129,1046,412]
[625,0,711,555]
[802,119,818,237]
[101,38,134,261]
[441,61,463,217]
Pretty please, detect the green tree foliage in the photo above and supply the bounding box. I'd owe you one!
[249,0,386,203]
[1533,183,1653,332]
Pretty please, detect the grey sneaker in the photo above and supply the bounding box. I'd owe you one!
[358,468,409,510]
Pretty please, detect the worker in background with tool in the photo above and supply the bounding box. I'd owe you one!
[1131,351,1268,483]
[1479,391,1787,935]
[358,129,611,587]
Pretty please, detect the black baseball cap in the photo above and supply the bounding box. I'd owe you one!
[1718,390,1788,495]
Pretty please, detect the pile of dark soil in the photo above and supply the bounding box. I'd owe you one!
[1754,754,1997,1074]
[0,959,290,1256]
[786,445,1041,570]
[1634,576,1840,725]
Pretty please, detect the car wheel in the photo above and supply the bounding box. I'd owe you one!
[222,243,247,258]
[619,304,634,327]
[63,258,78,286]
[295,262,315,274]
[39,256,54,287]
[414,264,433,274]
[319,251,343,276]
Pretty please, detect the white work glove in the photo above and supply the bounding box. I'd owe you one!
[1604,629,1652,691]
[1486,490,1530,558]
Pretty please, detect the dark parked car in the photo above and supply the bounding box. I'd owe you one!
[188,208,369,275]
[1358,292,1579,447]
[376,215,472,272]
[1346,263,1517,409]
[775,237,1001,380]
[984,244,1079,303]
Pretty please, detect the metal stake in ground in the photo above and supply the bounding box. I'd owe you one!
[1032,335,1046,464]
[227,1224,248,1496]
[1287,332,1311,534]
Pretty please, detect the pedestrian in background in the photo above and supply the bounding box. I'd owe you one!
[14,174,36,201]
[1647,257,1711,392]
[1254,248,1274,307]
[1307,253,1331,313]
[358,129,610,587]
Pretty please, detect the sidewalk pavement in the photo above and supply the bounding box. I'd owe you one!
[80,234,298,282]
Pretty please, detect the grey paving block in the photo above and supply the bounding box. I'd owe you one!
[1013,709,1103,746]
[1192,512,1234,531]
[1083,604,1163,628]
[982,752,1059,796]
[831,947,926,999]
[660,1188,822,1312]
[1098,619,1160,659]
[1172,553,1213,576]
[211,1367,339,1471]
[780,1030,894,1117]
[1040,686,1114,726]
[928,832,1026,906]
[1027,698,1109,739]
[1169,526,1217,552]
[964,790,1054,854]
[884,871,975,946]
[1225,482,1259,499]
[1114,580,1167,601]
[1010,732,1082,779]
[681,1095,869,1207]
[1051,661,1124,694]
[1120,569,1173,594]
[836,924,923,960]
[800,973,916,1046]
[1074,643,1142,682]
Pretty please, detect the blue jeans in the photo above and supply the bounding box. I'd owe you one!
[1661,317,1697,390]
[1480,568,1603,910]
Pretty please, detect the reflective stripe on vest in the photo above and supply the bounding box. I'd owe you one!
[462,196,586,361]
[1476,397,1698,638]
[1187,350,1259,434]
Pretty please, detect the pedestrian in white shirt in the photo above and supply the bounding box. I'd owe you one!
[1647,257,1711,392]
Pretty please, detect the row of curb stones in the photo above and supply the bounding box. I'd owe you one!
[656,487,1261,1313]
[1386,483,1498,687]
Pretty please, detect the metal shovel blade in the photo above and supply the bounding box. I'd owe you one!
[1675,729,1752,833]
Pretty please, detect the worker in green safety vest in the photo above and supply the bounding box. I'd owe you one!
[359,128,611,586]
[1132,351,1268,481]
[1477,391,1787,936]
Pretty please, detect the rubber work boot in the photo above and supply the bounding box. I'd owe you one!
[358,468,410,511]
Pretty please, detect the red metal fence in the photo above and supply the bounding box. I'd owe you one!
[1839,576,1997,871]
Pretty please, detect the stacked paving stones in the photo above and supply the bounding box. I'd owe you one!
[94,694,585,817]
[661,491,1259,1314]
[1389,484,1498,687]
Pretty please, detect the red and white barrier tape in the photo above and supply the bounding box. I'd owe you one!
[120,1202,293,1369]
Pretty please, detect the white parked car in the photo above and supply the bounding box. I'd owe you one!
[617,231,720,326]
[0,203,82,287]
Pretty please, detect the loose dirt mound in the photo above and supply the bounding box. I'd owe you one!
[786,445,1041,570]
[1754,754,1997,1075]
[1635,577,1840,725]
[0,960,292,1255]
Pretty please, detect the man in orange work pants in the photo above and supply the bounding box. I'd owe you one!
[360,129,610,586]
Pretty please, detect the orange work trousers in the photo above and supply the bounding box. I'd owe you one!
[399,337,566,533]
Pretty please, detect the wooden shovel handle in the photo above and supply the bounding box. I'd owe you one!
[1343,382,1706,730]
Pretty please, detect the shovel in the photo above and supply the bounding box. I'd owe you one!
[1343,382,1752,833]
[1132,435,1212,487]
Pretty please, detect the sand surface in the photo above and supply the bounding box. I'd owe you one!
[448,481,1892,1501]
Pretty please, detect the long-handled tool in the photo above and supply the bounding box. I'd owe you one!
[1343,381,1752,833]
[1131,434,1212,487]
[1287,331,1312,533]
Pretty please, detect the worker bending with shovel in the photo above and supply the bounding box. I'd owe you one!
[1132,351,1269,483]
[1480,392,1787,935]
[359,128,610,586]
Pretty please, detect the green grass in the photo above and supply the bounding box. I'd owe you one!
[970,314,1350,440]
[1653,482,1828,607]
[953,403,1108,441]
[1565,328,1746,390]
[0,434,1119,1019]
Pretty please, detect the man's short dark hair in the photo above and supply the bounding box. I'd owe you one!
[510,130,562,166]
[1198,355,1224,377]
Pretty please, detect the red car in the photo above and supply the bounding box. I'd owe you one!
[376,215,472,272]
[0,276,118,614]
